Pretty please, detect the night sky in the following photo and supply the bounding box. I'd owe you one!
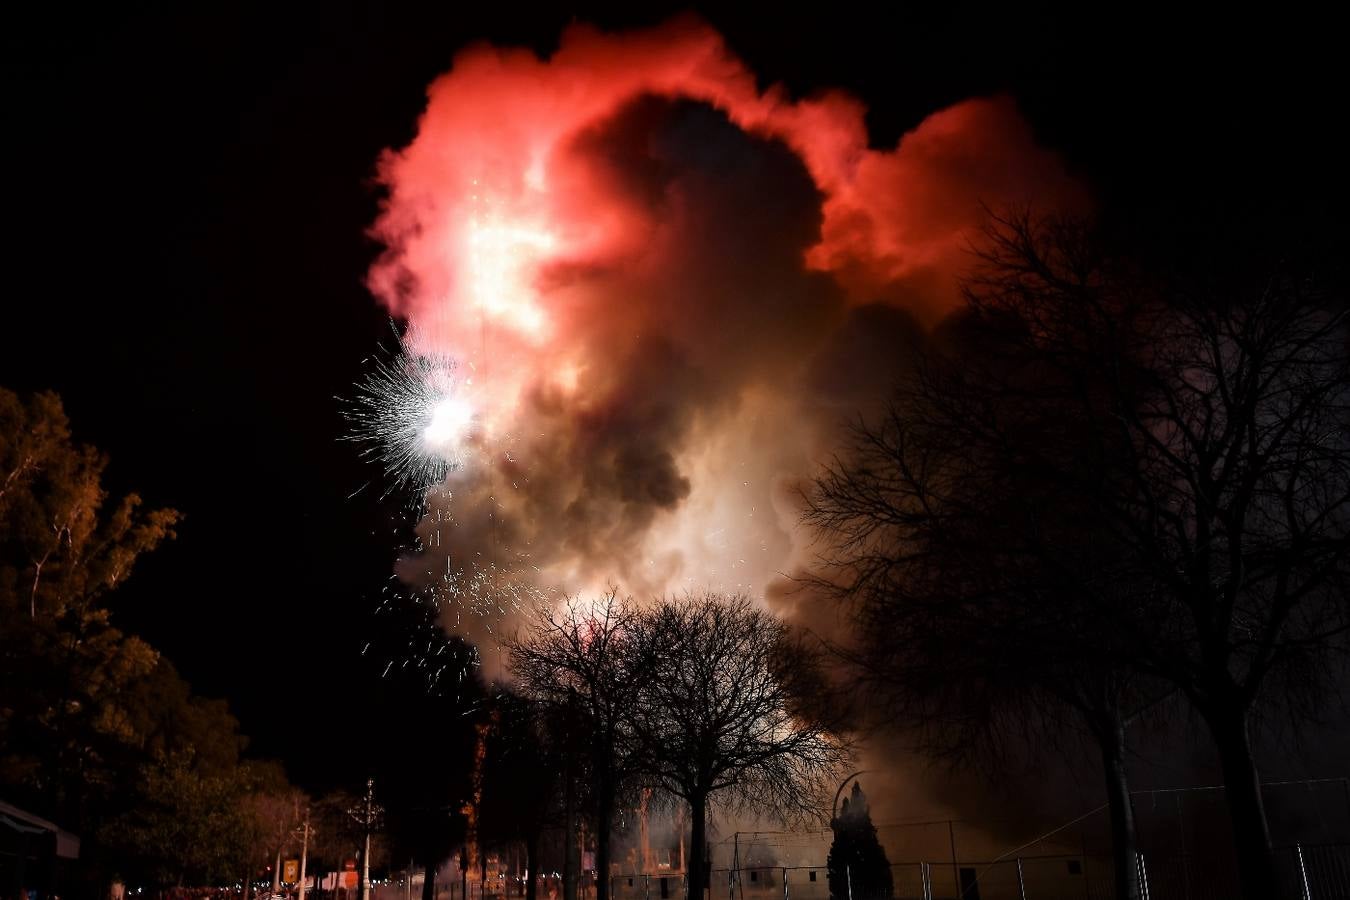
[2,3,1344,792]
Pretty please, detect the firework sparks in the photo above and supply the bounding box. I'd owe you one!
[342,324,476,501]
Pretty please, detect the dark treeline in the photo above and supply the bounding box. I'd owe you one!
[0,390,442,900]
[310,592,849,900]
[0,403,847,900]
[0,388,296,893]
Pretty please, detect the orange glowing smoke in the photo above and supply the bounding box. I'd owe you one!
[369,15,1084,645]
[370,16,1080,340]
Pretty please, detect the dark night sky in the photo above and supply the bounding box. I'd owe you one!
[2,2,1345,791]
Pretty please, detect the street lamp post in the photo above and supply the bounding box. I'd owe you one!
[349,779,384,900]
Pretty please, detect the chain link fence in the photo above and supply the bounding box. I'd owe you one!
[361,779,1350,900]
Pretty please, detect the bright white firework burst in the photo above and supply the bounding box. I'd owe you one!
[342,323,474,502]
[344,324,552,683]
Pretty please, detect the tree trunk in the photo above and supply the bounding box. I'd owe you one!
[525,830,540,900]
[564,767,578,900]
[1098,717,1142,900]
[1205,704,1277,900]
[423,861,437,900]
[686,794,707,900]
[596,776,614,900]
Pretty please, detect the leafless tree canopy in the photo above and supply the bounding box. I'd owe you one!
[629,594,846,900]
[508,591,847,900]
[507,591,650,900]
[629,593,846,817]
[805,209,1350,900]
[507,591,646,749]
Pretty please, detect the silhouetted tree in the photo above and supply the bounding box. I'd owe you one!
[628,594,846,900]
[826,784,891,900]
[970,212,1349,899]
[806,300,1162,900]
[371,599,485,900]
[479,690,563,900]
[810,211,1350,900]
[508,593,650,900]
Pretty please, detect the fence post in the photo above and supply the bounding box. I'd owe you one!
[1015,858,1026,900]
[1134,853,1151,900]
[948,822,960,900]
[1079,832,1090,900]
[1296,843,1313,900]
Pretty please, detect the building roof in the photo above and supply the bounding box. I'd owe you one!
[0,799,80,859]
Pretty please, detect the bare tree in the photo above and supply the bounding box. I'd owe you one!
[969,212,1350,899]
[479,688,564,900]
[810,209,1349,899]
[805,308,1164,900]
[628,594,847,900]
[508,592,650,900]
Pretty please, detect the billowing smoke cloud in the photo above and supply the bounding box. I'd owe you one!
[368,15,1086,822]
[369,16,1081,629]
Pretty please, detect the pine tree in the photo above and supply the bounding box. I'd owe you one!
[826,784,892,900]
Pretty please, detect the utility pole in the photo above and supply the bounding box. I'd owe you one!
[349,779,384,900]
[363,781,376,900]
[297,813,311,900]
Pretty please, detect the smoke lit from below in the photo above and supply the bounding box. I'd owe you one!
[361,16,1080,637]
